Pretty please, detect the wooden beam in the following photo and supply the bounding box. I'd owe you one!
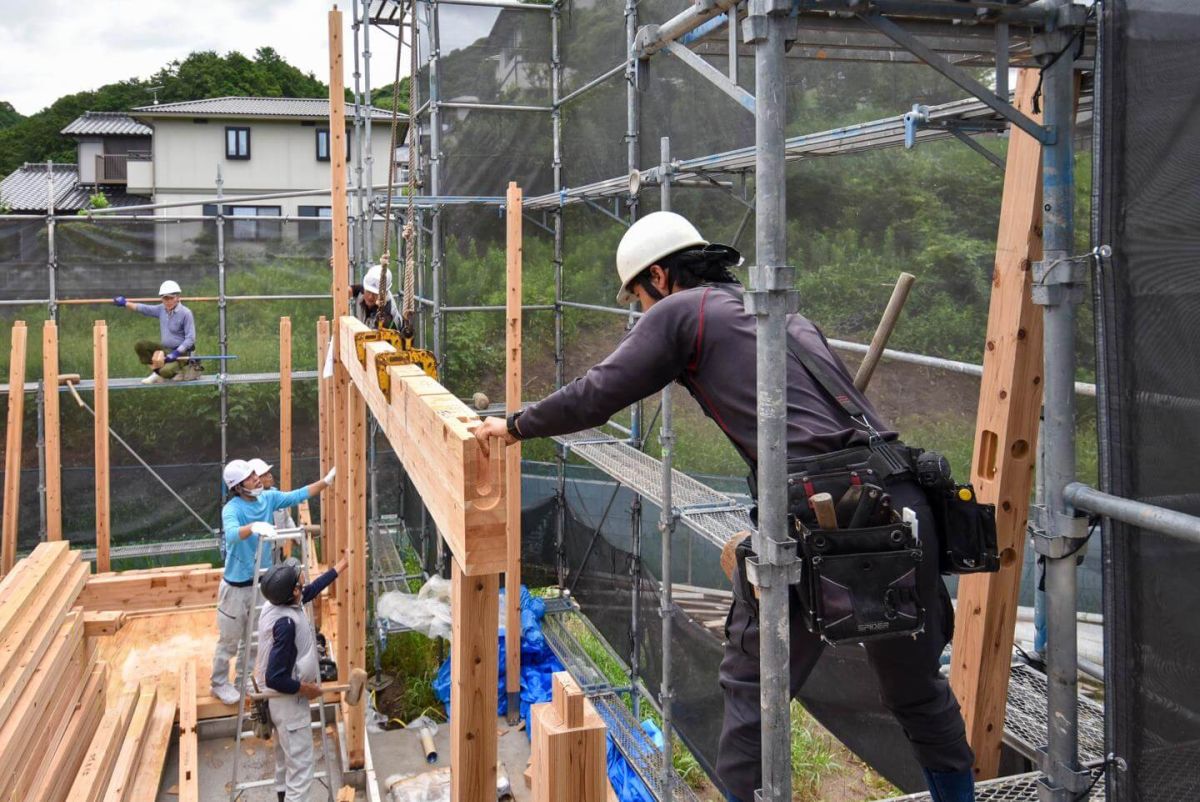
[43,321,62,541]
[94,321,110,573]
[68,684,139,802]
[529,673,606,802]
[127,685,179,802]
[2,321,27,576]
[28,661,108,802]
[450,562,499,802]
[950,69,1047,779]
[504,181,523,721]
[337,317,506,575]
[102,684,158,802]
[317,317,336,559]
[341,368,367,768]
[280,316,293,557]
[83,610,128,637]
[178,660,199,802]
[78,567,221,614]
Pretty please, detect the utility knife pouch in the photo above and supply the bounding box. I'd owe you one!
[927,485,1000,575]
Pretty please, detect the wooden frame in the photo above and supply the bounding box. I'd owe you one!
[2,321,27,575]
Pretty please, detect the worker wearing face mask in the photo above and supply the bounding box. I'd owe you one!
[211,459,337,706]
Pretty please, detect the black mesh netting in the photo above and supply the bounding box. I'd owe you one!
[1099,1,1200,800]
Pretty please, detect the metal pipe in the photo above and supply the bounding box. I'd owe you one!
[47,162,57,322]
[635,0,740,58]
[556,61,626,107]
[749,5,795,800]
[657,136,675,801]
[216,169,229,502]
[437,100,553,113]
[362,0,375,269]
[1065,484,1200,546]
[728,3,740,85]
[353,0,368,277]
[551,3,567,596]
[88,184,404,213]
[426,0,445,370]
[435,0,552,9]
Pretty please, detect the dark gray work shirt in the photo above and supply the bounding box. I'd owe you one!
[351,288,401,330]
[136,302,196,353]
[517,284,895,469]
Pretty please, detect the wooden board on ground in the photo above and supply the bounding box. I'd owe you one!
[67,684,139,802]
[28,661,108,802]
[126,681,178,801]
[338,316,507,575]
[102,684,159,801]
[178,659,199,802]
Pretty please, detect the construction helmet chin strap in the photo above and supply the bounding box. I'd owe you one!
[635,269,668,302]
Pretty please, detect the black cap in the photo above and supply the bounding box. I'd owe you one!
[260,559,302,606]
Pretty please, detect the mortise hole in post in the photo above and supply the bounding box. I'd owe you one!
[999,389,1008,400]
[977,430,998,480]
[1011,439,1029,459]
[1000,548,1017,567]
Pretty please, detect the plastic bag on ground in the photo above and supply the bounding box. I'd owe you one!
[376,576,452,640]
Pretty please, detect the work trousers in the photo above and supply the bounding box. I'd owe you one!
[212,580,255,691]
[269,693,315,801]
[134,339,182,379]
[716,480,973,802]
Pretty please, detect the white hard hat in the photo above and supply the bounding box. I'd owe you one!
[363,264,394,295]
[159,280,181,296]
[223,459,254,490]
[247,458,273,476]
[615,211,707,305]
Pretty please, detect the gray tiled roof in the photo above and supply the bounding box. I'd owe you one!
[61,112,153,137]
[132,96,402,121]
[0,163,150,212]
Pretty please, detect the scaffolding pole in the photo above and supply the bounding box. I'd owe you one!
[657,136,676,802]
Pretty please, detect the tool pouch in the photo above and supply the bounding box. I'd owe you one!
[926,484,1000,575]
[795,517,925,645]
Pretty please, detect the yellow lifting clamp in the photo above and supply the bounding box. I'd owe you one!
[353,328,438,397]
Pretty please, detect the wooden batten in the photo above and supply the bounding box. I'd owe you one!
[178,659,199,802]
[2,321,27,576]
[28,661,108,802]
[102,684,159,802]
[280,315,293,556]
[44,320,63,541]
[94,321,111,573]
[67,684,140,802]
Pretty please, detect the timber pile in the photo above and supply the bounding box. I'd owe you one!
[0,542,179,801]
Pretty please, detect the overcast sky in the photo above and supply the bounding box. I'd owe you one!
[0,0,493,116]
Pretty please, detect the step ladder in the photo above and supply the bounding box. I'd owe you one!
[229,526,337,802]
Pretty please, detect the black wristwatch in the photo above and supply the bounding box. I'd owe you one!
[506,411,525,441]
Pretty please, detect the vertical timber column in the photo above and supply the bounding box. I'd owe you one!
[341,380,368,767]
[94,321,111,572]
[451,562,500,802]
[43,321,62,541]
[280,317,293,556]
[2,322,28,575]
[317,317,336,559]
[504,181,523,725]
[949,70,1046,779]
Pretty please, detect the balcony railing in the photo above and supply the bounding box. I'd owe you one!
[95,151,151,185]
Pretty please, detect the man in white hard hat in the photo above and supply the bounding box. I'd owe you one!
[112,279,197,384]
[354,256,401,328]
[473,211,975,802]
[212,458,337,706]
[249,457,297,559]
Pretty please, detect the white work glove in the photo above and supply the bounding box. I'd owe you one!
[323,467,337,485]
[250,521,276,538]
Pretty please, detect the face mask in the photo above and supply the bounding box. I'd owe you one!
[246,487,263,498]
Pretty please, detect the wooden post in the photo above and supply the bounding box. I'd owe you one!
[43,321,62,541]
[341,376,368,767]
[279,316,293,557]
[94,321,110,573]
[530,673,607,802]
[2,321,28,575]
[451,562,500,802]
[317,317,336,559]
[949,70,1047,779]
[178,659,199,802]
[504,181,523,722]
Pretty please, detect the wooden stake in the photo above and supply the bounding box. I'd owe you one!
[280,316,293,556]
[341,378,367,768]
[2,321,27,576]
[504,181,523,722]
[43,321,62,541]
[450,563,499,802]
[950,70,1047,779]
[94,321,111,573]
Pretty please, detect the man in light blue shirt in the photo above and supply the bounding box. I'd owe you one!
[112,279,197,384]
[211,458,336,705]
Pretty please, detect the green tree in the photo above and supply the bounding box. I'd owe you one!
[0,101,22,129]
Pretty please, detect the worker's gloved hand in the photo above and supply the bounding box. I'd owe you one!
[150,350,166,370]
[165,350,180,363]
[323,467,337,485]
[112,295,126,307]
[250,521,276,538]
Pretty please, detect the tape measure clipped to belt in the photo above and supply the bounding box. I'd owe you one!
[354,328,438,397]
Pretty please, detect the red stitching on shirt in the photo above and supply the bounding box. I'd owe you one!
[687,287,711,372]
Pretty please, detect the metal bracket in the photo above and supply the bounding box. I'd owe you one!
[746,536,802,589]
[1036,748,1095,796]
[743,0,795,43]
[663,39,756,113]
[903,103,1007,170]
[1031,247,1107,305]
[1030,503,1091,559]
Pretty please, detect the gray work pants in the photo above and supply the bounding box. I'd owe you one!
[212,581,255,691]
[716,481,973,801]
[269,693,315,801]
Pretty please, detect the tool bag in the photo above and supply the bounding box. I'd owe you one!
[928,482,1000,574]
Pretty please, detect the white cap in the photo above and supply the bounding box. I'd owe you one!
[159,280,182,296]
[614,212,707,305]
[248,458,273,476]
[363,264,394,295]
[223,459,254,490]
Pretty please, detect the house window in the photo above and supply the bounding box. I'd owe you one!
[298,206,333,241]
[316,128,351,162]
[200,204,280,240]
[225,126,251,160]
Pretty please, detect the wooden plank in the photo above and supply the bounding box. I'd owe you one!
[127,681,178,802]
[949,69,1048,780]
[2,321,27,576]
[450,563,499,802]
[299,501,324,630]
[504,181,523,716]
[328,6,350,586]
[338,317,507,575]
[27,661,108,802]
[280,316,293,557]
[318,316,335,558]
[44,321,63,541]
[343,377,368,768]
[0,611,85,785]
[84,610,128,637]
[78,567,222,613]
[102,684,158,802]
[67,684,139,802]
[0,541,69,638]
[178,659,199,802]
[530,672,606,802]
[94,321,110,573]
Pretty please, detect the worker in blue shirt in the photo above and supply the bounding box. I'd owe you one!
[211,458,337,706]
[256,554,348,802]
[112,279,198,384]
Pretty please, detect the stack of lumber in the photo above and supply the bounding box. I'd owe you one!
[78,564,223,615]
[0,542,180,802]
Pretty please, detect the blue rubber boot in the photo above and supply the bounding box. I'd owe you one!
[923,768,976,802]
